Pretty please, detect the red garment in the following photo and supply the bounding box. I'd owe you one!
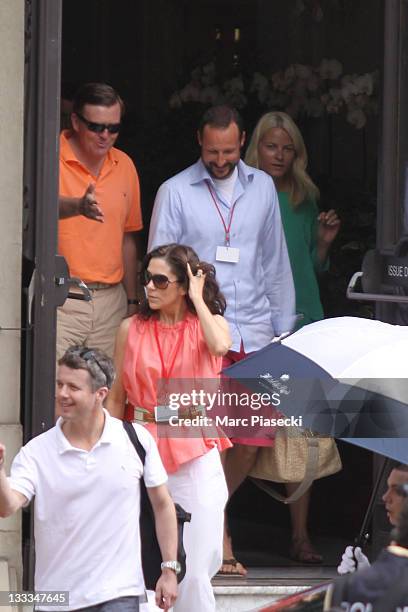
[222,343,276,447]
[123,312,231,472]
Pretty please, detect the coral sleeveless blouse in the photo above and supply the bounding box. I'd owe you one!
[122,312,231,472]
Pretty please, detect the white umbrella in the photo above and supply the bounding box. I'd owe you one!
[282,316,408,461]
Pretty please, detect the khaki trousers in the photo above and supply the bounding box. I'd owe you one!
[56,283,127,360]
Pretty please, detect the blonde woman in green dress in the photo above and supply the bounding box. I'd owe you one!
[245,111,340,563]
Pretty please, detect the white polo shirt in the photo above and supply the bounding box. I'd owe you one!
[8,410,167,611]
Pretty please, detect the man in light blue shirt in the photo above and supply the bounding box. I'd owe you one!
[149,105,296,351]
[148,105,296,576]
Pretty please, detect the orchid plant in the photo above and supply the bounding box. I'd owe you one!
[169,59,379,129]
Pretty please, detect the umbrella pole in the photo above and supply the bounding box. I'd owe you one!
[355,455,391,549]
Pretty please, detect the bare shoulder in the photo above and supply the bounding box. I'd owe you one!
[118,314,134,337]
[114,315,135,359]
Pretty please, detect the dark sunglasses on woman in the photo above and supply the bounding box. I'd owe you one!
[141,270,180,290]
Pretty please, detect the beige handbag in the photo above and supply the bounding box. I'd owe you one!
[249,426,342,504]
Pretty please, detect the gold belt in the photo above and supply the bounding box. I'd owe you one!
[133,407,156,423]
[85,282,117,290]
[132,405,206,423]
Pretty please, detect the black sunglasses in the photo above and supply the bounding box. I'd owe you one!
[79,349,107,384]
[141,269,180,290]
[75,112,121,134]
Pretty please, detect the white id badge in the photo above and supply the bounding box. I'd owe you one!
[216,246,240,263]
[154,405,178,423]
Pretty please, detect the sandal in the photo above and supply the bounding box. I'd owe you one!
[290,538,323,564]
[216,558,247,576]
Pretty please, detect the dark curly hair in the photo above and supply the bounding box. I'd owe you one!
[139,244,226,319]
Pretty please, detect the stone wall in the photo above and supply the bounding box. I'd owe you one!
[0,0,25,587]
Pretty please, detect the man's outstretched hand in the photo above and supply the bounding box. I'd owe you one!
[79,184,104,222]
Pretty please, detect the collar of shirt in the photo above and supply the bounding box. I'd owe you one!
[56,408,115,454]
[190,158,255,189]
[189,159,255,209]
[388,545,408,558]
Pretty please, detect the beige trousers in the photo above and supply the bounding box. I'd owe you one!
[56,283,127,360]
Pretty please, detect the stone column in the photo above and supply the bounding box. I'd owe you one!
[0,0,24,590]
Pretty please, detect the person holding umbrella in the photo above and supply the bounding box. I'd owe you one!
[338,463,408,574]
[327,494,408,610]
[245,111,340,563]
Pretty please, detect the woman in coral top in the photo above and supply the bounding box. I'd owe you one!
[107,243,232,612]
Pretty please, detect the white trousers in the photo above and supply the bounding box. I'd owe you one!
[143,447,228,612]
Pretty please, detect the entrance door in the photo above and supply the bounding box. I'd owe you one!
[358,0,408,558]
[23,0,62,587]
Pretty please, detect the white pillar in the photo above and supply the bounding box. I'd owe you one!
[0,0,25,588]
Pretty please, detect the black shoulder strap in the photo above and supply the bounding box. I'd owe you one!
[123,420,146,466]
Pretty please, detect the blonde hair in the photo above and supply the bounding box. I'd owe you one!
[245,111,319,206]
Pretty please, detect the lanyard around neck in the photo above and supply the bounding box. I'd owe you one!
[153,318,187,381]
[206,182,238,246]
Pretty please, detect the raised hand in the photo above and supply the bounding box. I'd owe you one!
[186,262,205,304]
[317,209,340,246]
[79,184,104,222]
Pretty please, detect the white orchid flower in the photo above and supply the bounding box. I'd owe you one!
[190,66,201,81]
[354,73,374,96]
[203,62,216,75]
[319,58,343,80]
[295,64,312,79]
[224,75,245,93]
[326,59,343,79]
[347,108,366,129]
[251,72,269,91]
[284,65,296,82]
[169,92,183,109]
[199,86,220,104]
[179,83,201,102]
[306,73,321,92]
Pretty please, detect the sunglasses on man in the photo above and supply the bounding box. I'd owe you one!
[75,112,121,134]
[141,270,180,290]
[79,348,108,385]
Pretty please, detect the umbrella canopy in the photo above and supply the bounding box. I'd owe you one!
[223,317,408,463]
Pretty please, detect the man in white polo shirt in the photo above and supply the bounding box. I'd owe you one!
[0,346,178,612]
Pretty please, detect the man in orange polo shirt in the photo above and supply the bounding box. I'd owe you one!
[57,82,142,359]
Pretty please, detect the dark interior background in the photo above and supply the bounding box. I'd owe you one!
[61,0,387,564]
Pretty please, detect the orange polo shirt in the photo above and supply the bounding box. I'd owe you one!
[58,131,143,284]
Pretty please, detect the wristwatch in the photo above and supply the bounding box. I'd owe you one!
[160,560,181,575]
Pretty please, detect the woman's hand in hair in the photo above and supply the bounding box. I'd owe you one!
[186,263,232,356]
[186,262,206,305]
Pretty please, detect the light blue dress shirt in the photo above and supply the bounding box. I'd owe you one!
[148,159,296,352]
